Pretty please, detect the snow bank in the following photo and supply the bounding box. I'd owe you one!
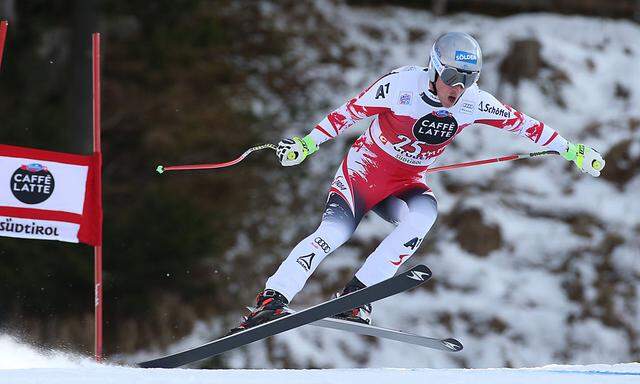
[2,364,640,384]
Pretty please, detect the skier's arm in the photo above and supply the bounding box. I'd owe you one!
[277,73,394,166]
[473,90,605,176]
[307,75,393,145]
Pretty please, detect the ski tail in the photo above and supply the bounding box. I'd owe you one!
[138,265,432,368]
[309,317,463,352]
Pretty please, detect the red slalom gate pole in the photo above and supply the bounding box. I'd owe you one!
[0,21,8,70]
[92,32,104,362]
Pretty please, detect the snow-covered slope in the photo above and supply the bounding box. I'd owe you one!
[2,336,640,384]
[5,2,637,373]
[214,3,640,369]
[3,336,640,383]
[4,366,640,384]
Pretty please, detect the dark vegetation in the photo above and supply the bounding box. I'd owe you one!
[0,0,345,358]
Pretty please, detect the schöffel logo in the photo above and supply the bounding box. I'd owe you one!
[454,50,477,64]
[11,163,55,204]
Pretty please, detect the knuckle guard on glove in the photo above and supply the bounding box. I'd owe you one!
[276,135,318,167]
[277,137,306,166]
[563,143,605,177]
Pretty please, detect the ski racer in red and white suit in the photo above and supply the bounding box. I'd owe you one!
[267,64,574,305]
[232,35,604,330]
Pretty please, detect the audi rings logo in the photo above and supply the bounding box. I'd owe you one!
[313,237,331,254]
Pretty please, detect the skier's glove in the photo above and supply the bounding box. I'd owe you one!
[277,135,318,167]
[561,143,605,177]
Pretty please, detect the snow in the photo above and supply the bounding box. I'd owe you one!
[133,5,640,370]
[4,1,639,377]
[1,335,639,383]
[2,336,640,383]
[113,6,640,371]
[4,365,640,384]
[0,335,97,369]
[239,5,640,370]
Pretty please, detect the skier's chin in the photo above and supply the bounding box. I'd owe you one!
[440,95,458,108]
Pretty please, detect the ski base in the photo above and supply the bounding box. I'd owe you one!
[311,317,462,352]
[138,264,432,368]
[246,307,463,352]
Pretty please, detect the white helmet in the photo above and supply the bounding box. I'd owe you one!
[428,32,482,88]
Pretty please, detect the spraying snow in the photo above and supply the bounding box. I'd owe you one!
[0,334,98,369]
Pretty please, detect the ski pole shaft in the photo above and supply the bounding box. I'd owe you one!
[156,143,277,174]
[426,150,559,174]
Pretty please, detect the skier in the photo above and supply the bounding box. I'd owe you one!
[230,32,605,333]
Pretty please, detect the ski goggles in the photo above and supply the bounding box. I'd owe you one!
[439,66,479,88]
[430,50,479,88]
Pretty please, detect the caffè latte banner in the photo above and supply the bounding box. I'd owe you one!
[0,144,102,245]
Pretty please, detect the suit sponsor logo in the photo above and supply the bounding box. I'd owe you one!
[460,100,474,115]
[412,111,459,145]
[375,83,390,99]
[332,176,348,192]
[296,253,315,272]
[398,92,412,105]
[403,237,423,250]
[313,237,331,254]
[478,101,511,118]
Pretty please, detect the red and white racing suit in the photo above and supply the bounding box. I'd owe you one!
[266,65,569,301]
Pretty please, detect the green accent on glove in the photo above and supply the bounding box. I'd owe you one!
[293,135,319,157]
[562,143,585,169]
[302,135,318,155]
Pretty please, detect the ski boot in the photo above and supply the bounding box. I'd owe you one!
[332,277,372,325]
[228,289,292,334]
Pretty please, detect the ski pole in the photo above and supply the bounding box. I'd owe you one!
[156,143,277,174]
[156,147,559,175]
[425,150,559,174]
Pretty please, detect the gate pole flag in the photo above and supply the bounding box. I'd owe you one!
[0,28,104,361]
[0,20,7,70]
[92,32,104,362]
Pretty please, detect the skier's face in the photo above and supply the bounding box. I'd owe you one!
[435,77,465,108]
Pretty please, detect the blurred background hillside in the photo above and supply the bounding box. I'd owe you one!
[0,0,638,369]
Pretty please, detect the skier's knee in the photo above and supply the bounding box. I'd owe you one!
[403,210,437,237]
[314,221,353,251]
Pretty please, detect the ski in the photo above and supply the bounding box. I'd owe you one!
[246,307,462,352]
[310,317,463,352]
[138,264,432,368]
